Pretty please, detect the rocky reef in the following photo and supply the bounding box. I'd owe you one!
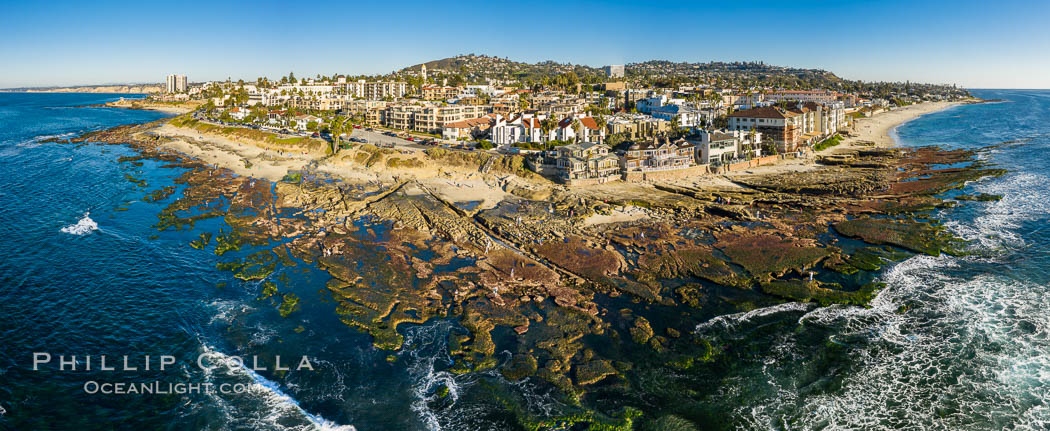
[80,120,1004,429]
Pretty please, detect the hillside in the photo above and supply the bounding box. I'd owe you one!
[396,55,966,97]
[1,84,164,94]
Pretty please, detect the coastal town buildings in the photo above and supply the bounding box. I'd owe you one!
[166,74,187,93]
[167,55,976,191]
[621,137,696,173]
[603,65,625,78]
[727,106,804,153]
[555,114,604,143]
[693,129,763,165]
[555,142,620,184]
[764,90,838,104]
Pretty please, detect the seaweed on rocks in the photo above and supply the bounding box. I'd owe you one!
[713,229,833,282]
[955,193,1003,201]
[834,218,966,256]
[760,280,883,307]
[73,116,1012,422]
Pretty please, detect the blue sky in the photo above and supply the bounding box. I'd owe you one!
[1,0,1048,89]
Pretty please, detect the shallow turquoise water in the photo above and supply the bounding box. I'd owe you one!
[0,91,1047,430]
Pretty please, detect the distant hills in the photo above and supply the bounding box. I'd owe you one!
[0,84,163,94]
[398,54,965,97]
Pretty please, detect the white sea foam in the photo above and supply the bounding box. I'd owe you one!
[400,321,480,431]
[196,344,356,431]
[60,212,98,235]
[207,300,254,326]
[695,301,814,334]
[944,172,1048,252]
[728,251,1050,430]
[247,323,277,346]
[34,131,76,142]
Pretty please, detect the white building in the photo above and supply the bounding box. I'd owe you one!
[364,81,407,100]
[603,65,625,79]
[651,104,712,129]
[556,114,604,143]
[228,107,249,121]
[491,114,550,146]
[764,90,838,104]
[166,74,187,93]
[693,129,763,165]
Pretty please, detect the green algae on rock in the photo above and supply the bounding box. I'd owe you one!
[188,232,212,250]
[278,293,300,317]
[714,230,833,282]
[955,193,1003,201]
[834,217,966,256]
[760,280,884,307]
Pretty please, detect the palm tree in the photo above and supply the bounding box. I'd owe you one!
[595,114,607,143]
[746,127,758,160]
[540,116,558,150]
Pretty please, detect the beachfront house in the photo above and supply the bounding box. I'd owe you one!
[491,114,551,146]
[293,114,320,131]
[692,129,763,165]
[555,142,620,183]
[621,136,696,172]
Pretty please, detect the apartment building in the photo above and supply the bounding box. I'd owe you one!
[166,74,187,93]
[421,85,463,101]
[603,65,625,79]
[364,81,407,100]
[727,106,804,153]
[692,129,763,165]
[384,104,491,134]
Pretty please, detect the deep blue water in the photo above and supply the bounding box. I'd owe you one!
[0,91,1048,430]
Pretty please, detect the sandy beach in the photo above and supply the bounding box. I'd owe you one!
[832,101,959,152]
[718,101,962,178]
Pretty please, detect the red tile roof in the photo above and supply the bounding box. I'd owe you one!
[558,116,599,130]
[727,106,800,119]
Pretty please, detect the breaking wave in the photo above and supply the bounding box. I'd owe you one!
[60,212,98,235]
[193,344,356,431]
[695,301,814,334]
[944,172,1048,252]
[402,321,461,431]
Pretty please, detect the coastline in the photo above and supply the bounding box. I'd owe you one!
[106,99,198,114]
[834,101,960,152]
[50,98,1009,429]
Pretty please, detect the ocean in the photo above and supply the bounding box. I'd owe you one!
[0,90,1046,430]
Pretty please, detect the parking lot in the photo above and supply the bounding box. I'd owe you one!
[345,128,432,151]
